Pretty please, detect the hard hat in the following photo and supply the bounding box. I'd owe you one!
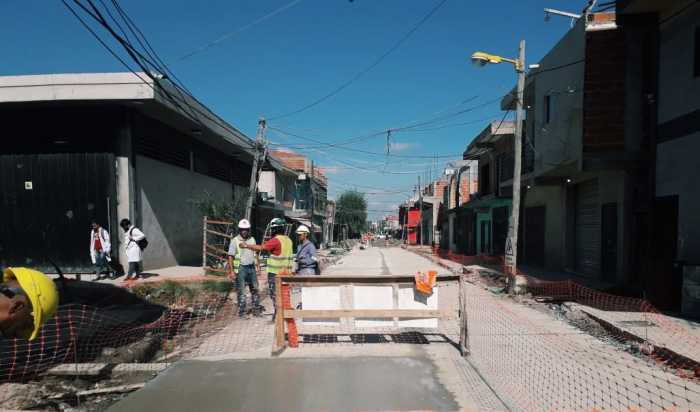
[4,268,59,341]
[296,225,310,234]
[270,218,286,228]
[237,219,251,229]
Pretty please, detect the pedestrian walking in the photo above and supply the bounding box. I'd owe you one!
[89,219,112,280]
[294,225,320,276]
[243,218,293,322]
[120,219,146,280]
[0,267,58,342]
[227,219,262,319]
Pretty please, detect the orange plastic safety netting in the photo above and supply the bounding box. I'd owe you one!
[2,243,700,412]
[409,245,700,411]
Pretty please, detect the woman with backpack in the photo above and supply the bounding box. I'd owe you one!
[120,218,147,280]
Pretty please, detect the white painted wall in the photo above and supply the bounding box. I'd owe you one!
[134,155,232,270]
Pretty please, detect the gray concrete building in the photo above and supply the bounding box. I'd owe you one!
[0,72,285,273]
[497,12,647,291]
[617,0,700,313]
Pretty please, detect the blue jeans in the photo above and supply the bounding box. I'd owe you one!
[268,273,277,311]
[93,250,110,273]
[236,265,259,314]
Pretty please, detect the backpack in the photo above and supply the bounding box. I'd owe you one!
[130,228,149,251]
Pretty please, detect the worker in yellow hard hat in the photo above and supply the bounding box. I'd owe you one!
[0,268,59,341]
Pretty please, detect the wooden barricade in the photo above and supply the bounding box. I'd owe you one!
[272,274,468,356]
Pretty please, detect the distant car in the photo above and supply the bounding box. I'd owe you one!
[376,234,386,240]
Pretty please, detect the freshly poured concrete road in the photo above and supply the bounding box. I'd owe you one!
[108,247,506,412]
[108,357,459,412]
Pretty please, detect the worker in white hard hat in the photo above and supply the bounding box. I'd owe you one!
[243,218,292,320]
[294,225,320,276]
[0,267,59,341]
[227,219,262,318]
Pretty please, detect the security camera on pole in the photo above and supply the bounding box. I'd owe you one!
[472,40,525,293]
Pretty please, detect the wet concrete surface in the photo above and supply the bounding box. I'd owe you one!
[107,357,459,412]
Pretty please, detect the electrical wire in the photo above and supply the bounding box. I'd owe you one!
[167,0,303,66]
[268,0,448,120]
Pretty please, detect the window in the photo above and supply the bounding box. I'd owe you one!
[480,163,491,196]
[544,93,554,123]
[694,26,700,78]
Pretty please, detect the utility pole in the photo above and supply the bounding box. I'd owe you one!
[245,117,266,221]
[508,40,526,291]
[310,160,315,237]
[418,175,423,247]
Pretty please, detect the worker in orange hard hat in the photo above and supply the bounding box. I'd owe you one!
[0,268,59,341]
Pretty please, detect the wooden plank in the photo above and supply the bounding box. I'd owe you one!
[459,274,470,356]
[204,228,233,239]
[278,275,460,285]
[284,309,458,319]
[203,219,235,225]
[205,243,229,255]
[51,383,146,399]
[204,266,229,274]
[275,275,285,350]
[204,250,227,262]
[48,363,108,376]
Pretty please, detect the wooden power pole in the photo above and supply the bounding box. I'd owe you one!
[245,117,266,221]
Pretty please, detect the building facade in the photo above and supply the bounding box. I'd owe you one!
[0,72,283,273]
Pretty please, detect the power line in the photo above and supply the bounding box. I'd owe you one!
[63,0,256,151]
[268,0,448,120]
[269,127,464,159]
[167,0,303,66]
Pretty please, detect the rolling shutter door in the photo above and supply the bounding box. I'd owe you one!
[524,206,545,266]
[575,179,600,277]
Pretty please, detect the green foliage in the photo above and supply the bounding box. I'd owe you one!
[335,190,368,236]
[162,280,195,301]
[202,279,236,292]
[189,190,251,222]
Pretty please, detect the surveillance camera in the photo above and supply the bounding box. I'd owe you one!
[545,13,550,22]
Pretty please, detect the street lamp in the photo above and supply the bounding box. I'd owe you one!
[471,41,525,291]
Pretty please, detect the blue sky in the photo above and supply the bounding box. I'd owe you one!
[1,0,581,219]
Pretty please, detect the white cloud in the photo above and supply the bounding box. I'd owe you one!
[321,166,345,175]
[390,142,419,152]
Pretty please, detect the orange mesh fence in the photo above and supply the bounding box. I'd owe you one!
[3,242,700,411]
[406,245,700,410]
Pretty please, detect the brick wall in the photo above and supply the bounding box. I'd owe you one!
[583,26,626,153]
[435,182,448,197]
[459,179,472,205]
[270,150,307,171]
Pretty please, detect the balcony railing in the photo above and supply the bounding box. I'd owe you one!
[498,143,534,183]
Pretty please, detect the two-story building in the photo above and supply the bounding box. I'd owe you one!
[617,0,700,312]
[270,150,329,247]
[462,121,518,257]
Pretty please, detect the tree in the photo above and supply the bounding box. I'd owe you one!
[335,190,368,237]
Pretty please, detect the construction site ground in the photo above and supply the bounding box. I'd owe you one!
[9,244,700,411]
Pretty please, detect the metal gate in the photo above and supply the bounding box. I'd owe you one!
[0,154,114,274]
[524,206,545,266]
[575,179,600,277]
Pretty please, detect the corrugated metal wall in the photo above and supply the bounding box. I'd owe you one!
[575,179,600,277]
[0,154,114,273]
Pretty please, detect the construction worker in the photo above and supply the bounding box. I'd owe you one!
[227,219,262,319]
[242,218,293,318]
[294,225,320,276]
[0,268,59,341]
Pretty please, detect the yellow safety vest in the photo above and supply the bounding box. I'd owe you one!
[233,235,256,272]
[266,235,293,275]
